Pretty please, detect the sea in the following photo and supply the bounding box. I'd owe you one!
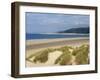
[26,33,89,40]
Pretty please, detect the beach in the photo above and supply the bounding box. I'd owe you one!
[26,38,89,67]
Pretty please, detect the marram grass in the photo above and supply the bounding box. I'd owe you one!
[74,44,89,64]
[26,44,89,65]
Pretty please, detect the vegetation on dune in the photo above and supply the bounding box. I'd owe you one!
[57,46,73,52]
[55,46,72,65]
[55,51,72,65]
[75,44,89,64]
[33,48,54,63]
[26,44,89,65]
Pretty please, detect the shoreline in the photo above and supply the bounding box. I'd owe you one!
[26,38,89,50]
[26,37,89,46]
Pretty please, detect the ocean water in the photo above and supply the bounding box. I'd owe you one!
[26,33,89,40]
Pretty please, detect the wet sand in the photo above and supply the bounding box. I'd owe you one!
[26,37,89,50]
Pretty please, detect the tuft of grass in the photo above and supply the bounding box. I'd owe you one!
[74,44,89,64]
[33,48,54,63]
[55,47,72,65]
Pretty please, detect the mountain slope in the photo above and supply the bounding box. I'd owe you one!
[58,27,89,34]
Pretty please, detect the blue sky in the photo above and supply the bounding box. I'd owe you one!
[26,12,89,33]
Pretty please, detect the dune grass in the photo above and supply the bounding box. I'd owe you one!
[74,44,89,64]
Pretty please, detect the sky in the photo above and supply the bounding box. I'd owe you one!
[26,12,89,33]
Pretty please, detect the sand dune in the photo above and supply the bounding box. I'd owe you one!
[26,38,89,67]
[26,51,62,67]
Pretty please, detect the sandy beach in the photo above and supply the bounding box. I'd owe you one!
[26,37,89,46]
[26,37,89,50]
[26,38,89,67]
